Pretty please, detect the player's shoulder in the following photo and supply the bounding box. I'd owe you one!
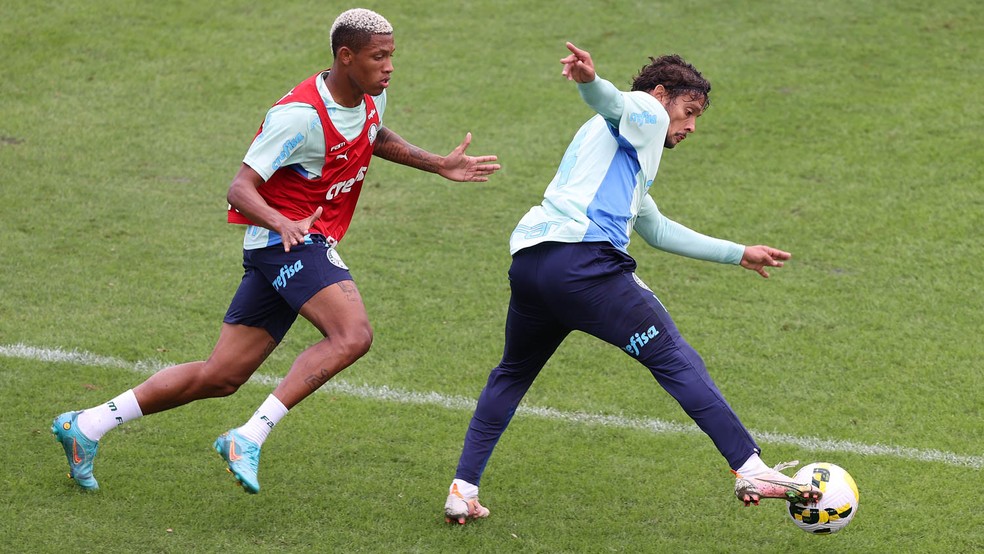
[621,91,668,125]
[263,101,320,132]
[623,91,667,112]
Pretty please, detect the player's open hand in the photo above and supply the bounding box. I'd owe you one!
[740,245,791,278]
[279,206,323,252]
[561,42,596,83]
[438,132,501,182]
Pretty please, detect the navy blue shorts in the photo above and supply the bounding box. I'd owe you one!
[223,235,353,342]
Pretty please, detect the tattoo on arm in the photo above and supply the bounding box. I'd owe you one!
[374,127,440,172]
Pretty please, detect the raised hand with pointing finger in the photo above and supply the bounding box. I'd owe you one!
[560,42,596,83]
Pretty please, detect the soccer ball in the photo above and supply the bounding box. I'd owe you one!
[787,462,859,534]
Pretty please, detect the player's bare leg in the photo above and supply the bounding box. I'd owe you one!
[273,280,372,408]
[215,281,372,493]
[134,324,277,414]
[53,324,275,491]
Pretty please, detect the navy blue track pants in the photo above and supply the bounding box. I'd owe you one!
[454,241,759,485]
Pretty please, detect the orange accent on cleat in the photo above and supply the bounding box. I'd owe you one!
[444,483,490,524]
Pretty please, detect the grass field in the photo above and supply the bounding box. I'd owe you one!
[1,0,982,552]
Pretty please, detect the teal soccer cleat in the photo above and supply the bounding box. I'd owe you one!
[214,429,262,494]
[51,411,100,491]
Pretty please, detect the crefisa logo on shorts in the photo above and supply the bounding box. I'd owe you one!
[624,325,660,356]
[272,260,304,290]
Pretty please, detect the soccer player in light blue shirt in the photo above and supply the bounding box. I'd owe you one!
[444,42,820,524]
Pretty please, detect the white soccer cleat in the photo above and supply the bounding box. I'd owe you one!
[734,460,822,506]
[444,482,490,524]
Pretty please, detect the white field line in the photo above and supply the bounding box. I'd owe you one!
[4,343,981,470]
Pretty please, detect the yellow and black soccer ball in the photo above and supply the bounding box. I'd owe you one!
[787,462,860,534]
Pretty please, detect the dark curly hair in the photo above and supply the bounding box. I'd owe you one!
[631,54,711,110]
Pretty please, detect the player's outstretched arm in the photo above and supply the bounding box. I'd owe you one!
[740,245,792,278]
[561,42,596,83]
[373,127,500,182]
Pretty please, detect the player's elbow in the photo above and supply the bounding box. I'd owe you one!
[226,180,246,207]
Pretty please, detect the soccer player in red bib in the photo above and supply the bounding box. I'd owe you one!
[52,8,499,494]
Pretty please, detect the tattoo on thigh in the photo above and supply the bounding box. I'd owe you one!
[262,340,277,359]
[337,281,361,302]
[304,368,332,392]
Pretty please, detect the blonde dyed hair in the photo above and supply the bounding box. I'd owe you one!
[330,8,393,56]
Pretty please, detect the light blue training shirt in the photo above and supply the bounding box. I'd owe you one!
[509,75,743,265]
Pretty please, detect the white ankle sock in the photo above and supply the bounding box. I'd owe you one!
[736,452,770,477]
[76,389,144,441]
[236,394,288,445]
[451,478,479,499]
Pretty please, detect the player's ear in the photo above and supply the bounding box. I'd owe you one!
[336,46,355,65]
[651,84,668,102]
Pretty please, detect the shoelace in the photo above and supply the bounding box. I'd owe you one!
[771,460,799,474]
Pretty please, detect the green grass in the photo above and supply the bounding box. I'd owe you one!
[1,0,982,552]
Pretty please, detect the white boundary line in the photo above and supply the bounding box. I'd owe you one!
[4,343,981,470]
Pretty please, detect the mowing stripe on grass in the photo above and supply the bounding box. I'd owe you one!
[4,343,981,470]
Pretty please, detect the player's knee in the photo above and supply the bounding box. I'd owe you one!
[343,324,373,360]
[207,375,250,397]
[198,362,253,397]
